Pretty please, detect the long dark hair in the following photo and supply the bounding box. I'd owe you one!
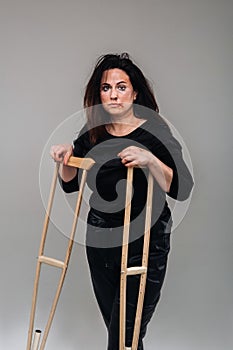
[84,53,163,144]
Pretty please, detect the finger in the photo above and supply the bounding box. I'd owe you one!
[123,160,138,167]
[63,148,73,165]
[53,149,65,162]
[121,155,132,163]
[118,146,142,159]
[117,146,131,157]
[50,145,58,159]
[50,148,60,162]
[121,156,138,165]
[118,152,132,161]
[56,149,65,161]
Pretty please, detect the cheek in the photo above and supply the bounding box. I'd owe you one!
[100,92,106,103]
[123,91,135,101]
[100,92,107,103]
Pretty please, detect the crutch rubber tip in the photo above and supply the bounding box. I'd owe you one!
[35,329,42,333]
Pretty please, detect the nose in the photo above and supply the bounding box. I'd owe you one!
[110,87,118,100]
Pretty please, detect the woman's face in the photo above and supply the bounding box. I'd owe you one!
[100,68,137,118]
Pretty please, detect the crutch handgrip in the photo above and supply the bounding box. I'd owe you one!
[66,156,95,170]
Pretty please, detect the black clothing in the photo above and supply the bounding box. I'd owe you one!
[60,117,194,349]
[62,119,193,226]
[86,210,171,350]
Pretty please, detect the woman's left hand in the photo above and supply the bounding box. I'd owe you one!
[118,146,153,167]
[118,146,173,192]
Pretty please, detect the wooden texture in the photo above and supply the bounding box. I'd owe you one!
[66,156,95,170]
[38,256,66,269]
[131,172,153,350]
[27,162,60,350]
[119,169,154,350]
[27,157,94,350]
[126,266,147,276]
[119,166,134,350]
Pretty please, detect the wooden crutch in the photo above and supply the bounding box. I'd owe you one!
[26,156,95,350]
[119,167,154,350]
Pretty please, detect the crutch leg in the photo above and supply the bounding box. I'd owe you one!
[119,169,154,350]
[27,163,60,350]
[131,172,153,350]
[119,167,134,350]
[27,157,95,350]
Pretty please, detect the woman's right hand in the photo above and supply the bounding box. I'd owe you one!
[50,144,73,165]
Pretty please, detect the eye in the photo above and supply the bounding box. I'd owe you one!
[101,85,110,92]
[117,85,126,91]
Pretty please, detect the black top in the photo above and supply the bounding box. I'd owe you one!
[61,118,194,227]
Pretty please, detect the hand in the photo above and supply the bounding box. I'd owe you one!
[117,146,153,167]
[50,144,73,165]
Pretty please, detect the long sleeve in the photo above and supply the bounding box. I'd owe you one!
[59,171,79,193]
[166,137,194,201]
[150,122,194,201]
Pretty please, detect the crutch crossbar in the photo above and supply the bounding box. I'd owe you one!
[38,256,66,269]
[27,157,95,350]
[125,266,147,276]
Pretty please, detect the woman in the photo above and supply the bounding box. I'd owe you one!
[50,53,194,350]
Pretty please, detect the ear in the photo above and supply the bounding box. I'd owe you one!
[133,91,138,100]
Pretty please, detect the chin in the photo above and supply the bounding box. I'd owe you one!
[106,108,123,115]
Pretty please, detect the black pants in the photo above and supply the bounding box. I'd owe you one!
[86,210,171,350]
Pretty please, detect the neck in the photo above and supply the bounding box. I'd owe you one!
[106,114,145,136]
[111,114,138,127]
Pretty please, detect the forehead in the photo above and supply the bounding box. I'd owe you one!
[101,68,131,83]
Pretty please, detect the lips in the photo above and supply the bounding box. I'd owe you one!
[108,103,121,107]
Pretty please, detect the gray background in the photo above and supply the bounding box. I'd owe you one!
[1,0,233,349]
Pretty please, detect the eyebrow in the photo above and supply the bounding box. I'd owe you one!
[101,81,127,85]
